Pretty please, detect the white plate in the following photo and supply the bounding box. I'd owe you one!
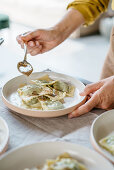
[90,110,114,163]
[2,71,86,118]
[0,117,9,155]
[0,141,113,170]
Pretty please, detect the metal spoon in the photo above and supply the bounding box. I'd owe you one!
[17,43,33,76]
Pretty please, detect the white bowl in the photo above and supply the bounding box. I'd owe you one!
[0,141,113,170]
[2,71,86,118]
[0,116,9,155]
[90,110,114,163]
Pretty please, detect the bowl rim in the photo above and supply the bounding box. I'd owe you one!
[90,109,114,163]
[0,116,9,155]
[0,141,113,166]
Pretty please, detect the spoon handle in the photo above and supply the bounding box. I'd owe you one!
[24,43,27,61]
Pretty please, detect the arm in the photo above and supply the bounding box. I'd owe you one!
[53,8,85,43]
[17,9,84,55]
[17,0,109,55]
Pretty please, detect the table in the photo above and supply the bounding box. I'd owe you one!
[0,87,105,154]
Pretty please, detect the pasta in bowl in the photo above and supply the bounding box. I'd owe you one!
[24,153,87,170]
[17,75,75,111]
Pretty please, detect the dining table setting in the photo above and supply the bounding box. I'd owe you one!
[0,39,114,170]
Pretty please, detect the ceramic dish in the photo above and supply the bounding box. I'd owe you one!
[90,110,114,163]
[0,116,9,155]
[2,71,86,118]
[0,141,113,170]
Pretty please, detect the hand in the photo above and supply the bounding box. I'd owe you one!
[16,28,63,56]
[16,9,84,56]
[69,76,114,118]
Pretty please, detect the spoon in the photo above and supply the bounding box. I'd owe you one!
[17,43,33,76]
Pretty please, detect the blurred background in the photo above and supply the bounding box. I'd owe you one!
[0,0,114,87]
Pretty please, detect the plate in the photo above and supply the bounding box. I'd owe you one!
[90,110,114,163]
[0,141,113,170]
[2,71,86,117]
[0,117,9,155]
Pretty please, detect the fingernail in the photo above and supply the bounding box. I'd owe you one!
[29,42,34,47]
[36,41,39,46]
[68,114,74,119]
[68,111,76,119]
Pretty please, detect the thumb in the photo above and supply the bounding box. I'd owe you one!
[21,30,39,42]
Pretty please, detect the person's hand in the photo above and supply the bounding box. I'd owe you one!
[69,76,114,118]
[16,28,63,56]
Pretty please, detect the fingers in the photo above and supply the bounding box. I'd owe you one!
[68,93,99,118]
[21,30,39,42]
[17,33,42,55]
[28,45,42,56]
[27,40,40,49]
[27,41,36,47]
[16,30,40,48]
[16,35,24,48]
[26,41,41,56]
[80,81,103,96]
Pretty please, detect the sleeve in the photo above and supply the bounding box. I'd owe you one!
[67,0,109,26]
[112,0,114,10]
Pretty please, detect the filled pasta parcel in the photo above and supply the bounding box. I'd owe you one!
[17,75,75,110]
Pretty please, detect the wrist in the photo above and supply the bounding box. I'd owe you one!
[48,25,68,46]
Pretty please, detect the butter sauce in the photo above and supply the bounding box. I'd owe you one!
[17,61,33,76]
[17,43,33,76]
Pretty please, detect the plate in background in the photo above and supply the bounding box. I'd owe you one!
[0,116,9,155]
[2,71,86,118]
[0,141,113,170]
[90,110,114,163]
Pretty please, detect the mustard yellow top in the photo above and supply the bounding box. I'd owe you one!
[67,0,114,26]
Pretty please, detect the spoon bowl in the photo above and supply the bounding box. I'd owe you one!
[17,60,33,76]
[17,43,33,76]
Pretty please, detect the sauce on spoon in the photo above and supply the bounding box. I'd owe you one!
[17,43,33,76]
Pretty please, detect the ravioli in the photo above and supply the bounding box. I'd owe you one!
[45,91,66,101]
[32,75,57,86]
[53,81,69,92]
[17,75,75,110]
[24,153,87,170]
[39,86,53,96]
[21,95,42,109]
[53,81,75,97]
[38,74,53,81]
[39,100,64,110]
[18,84,42,96]
[66,85,75,97]
[32,79,57,86]
[99,134,114,155]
